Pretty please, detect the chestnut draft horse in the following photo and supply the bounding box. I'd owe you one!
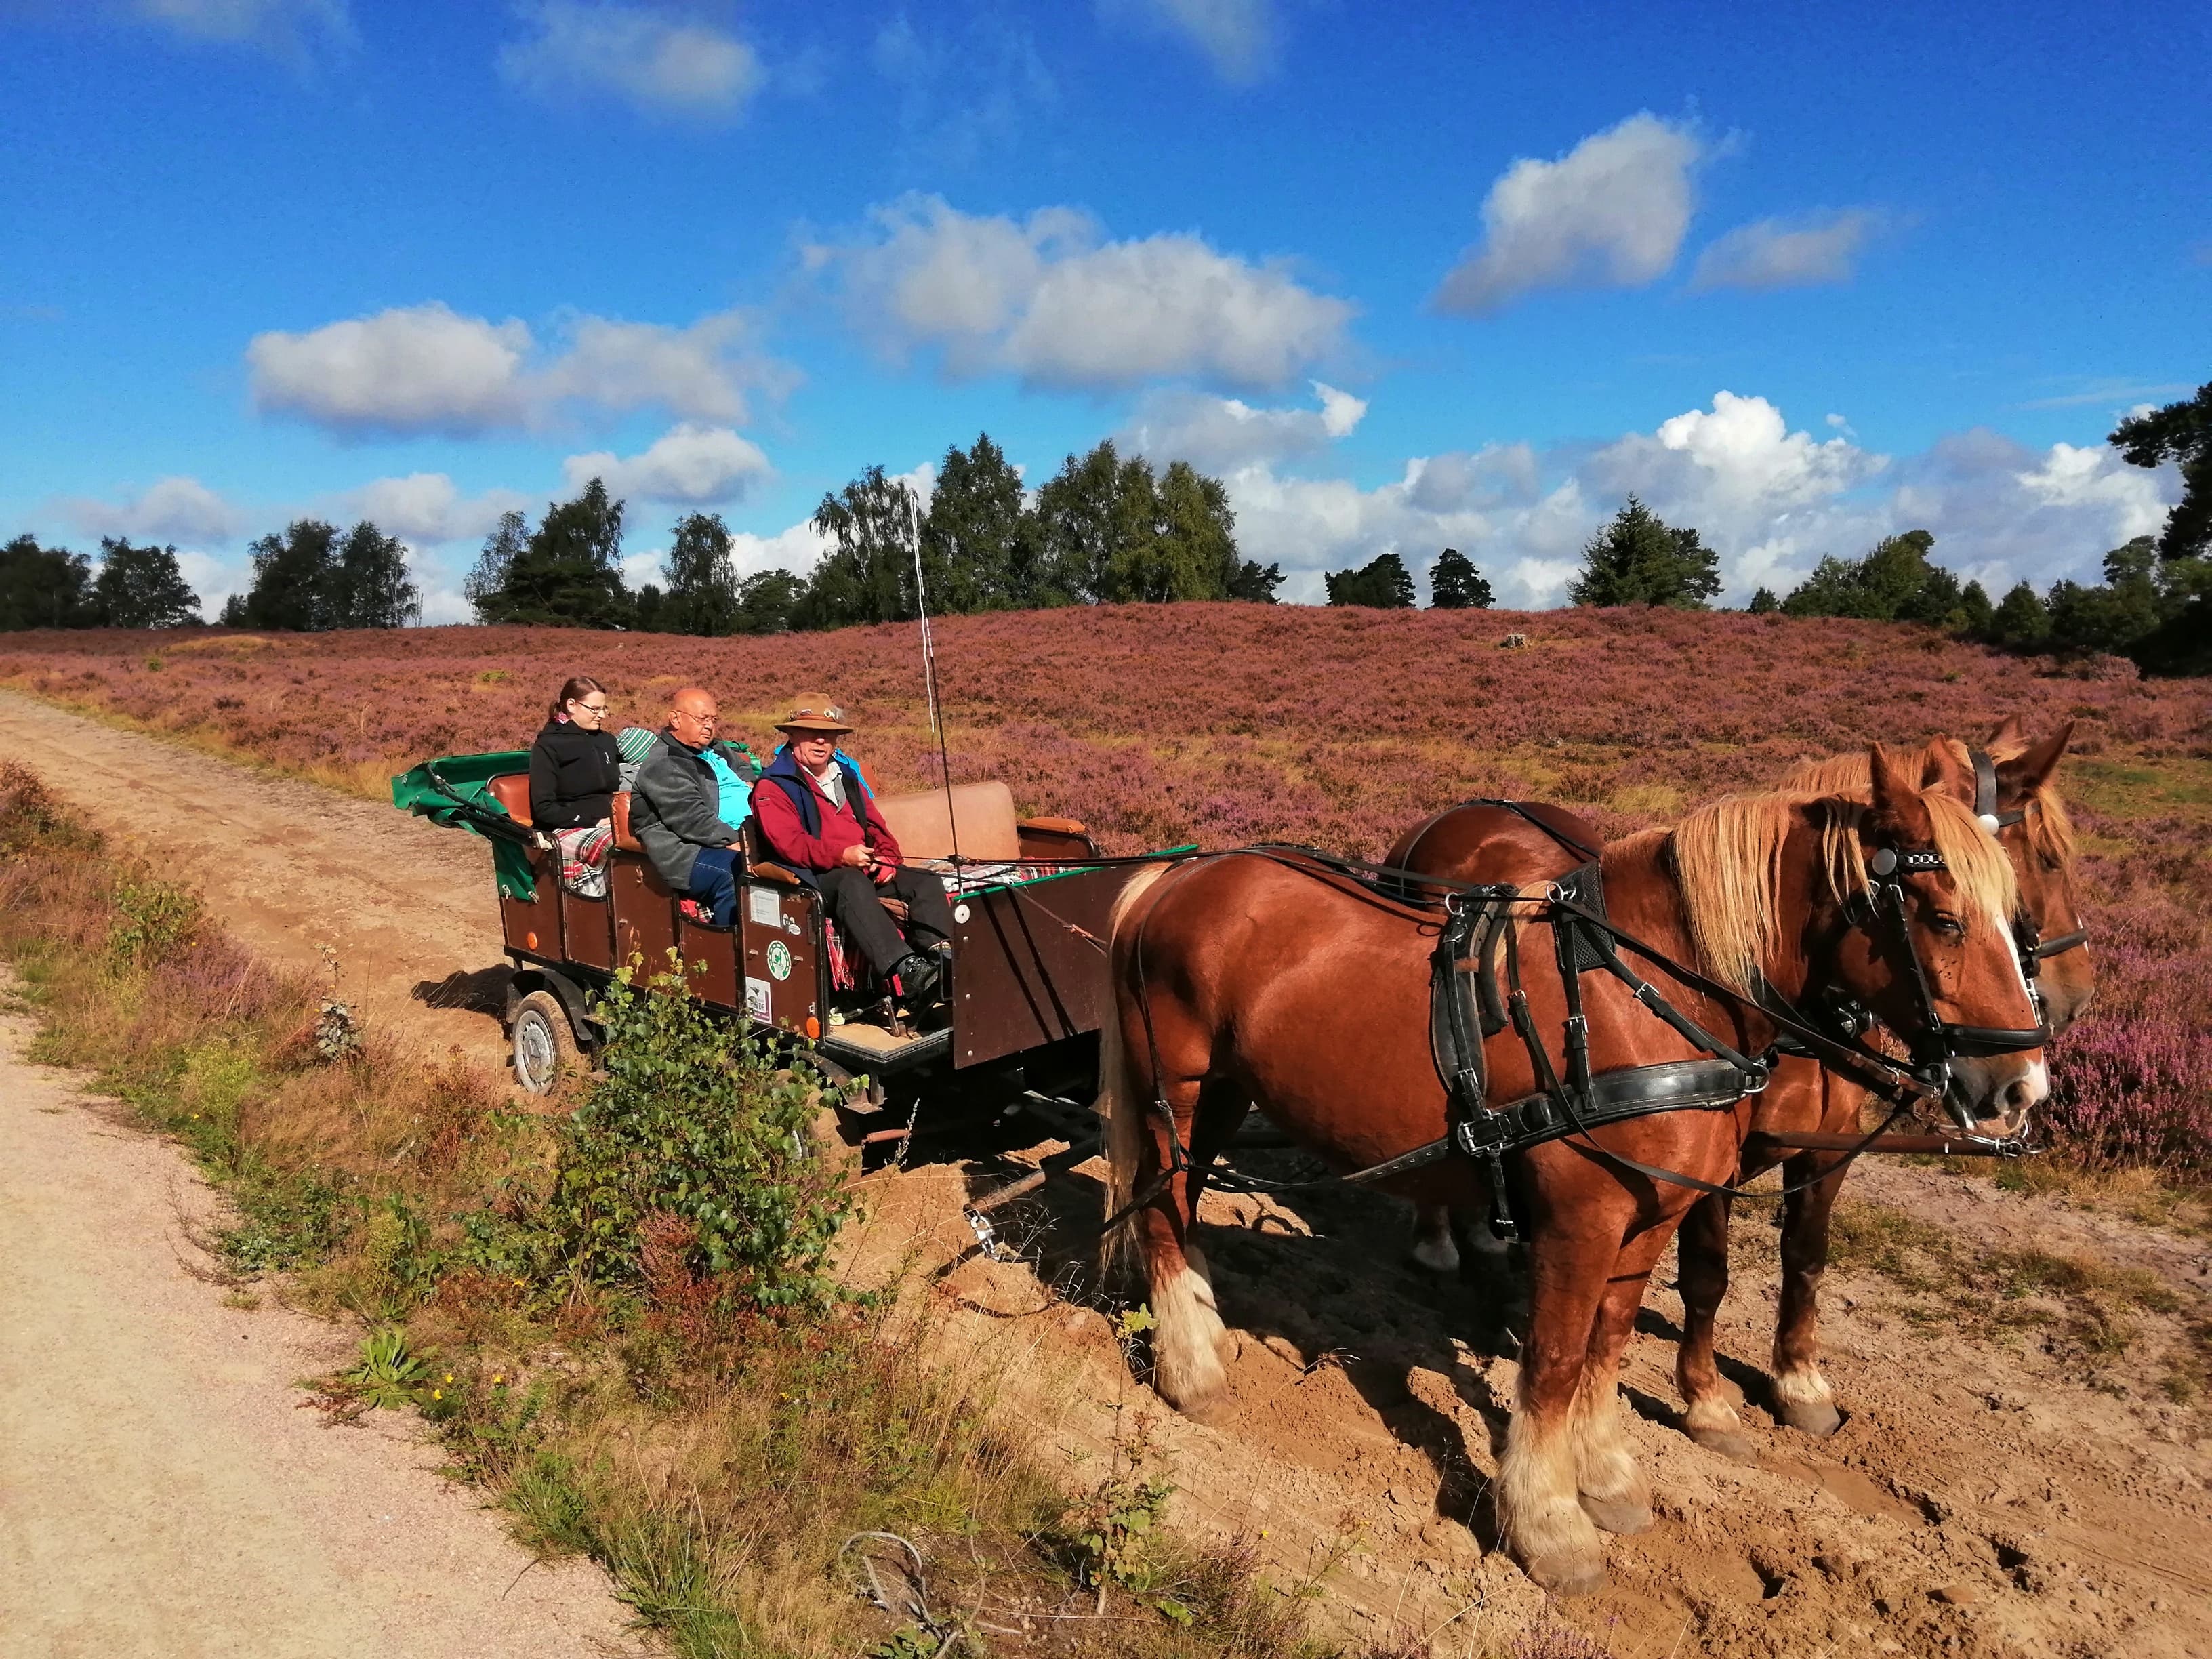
[1098,745,2047,1594]
[1388,720,2093,1458]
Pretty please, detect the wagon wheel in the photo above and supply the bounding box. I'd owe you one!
[510,989,581,1096]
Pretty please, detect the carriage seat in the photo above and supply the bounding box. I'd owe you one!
[874,781,1023,861]
[488,773,533,827]
[611,790,641,852]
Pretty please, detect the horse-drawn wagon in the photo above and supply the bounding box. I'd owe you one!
[393,748,1147,1151]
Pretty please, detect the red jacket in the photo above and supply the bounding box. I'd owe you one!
[755,756,904,874]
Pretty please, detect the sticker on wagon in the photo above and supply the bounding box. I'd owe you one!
[764,939,792,981]
[744,976,773,1022]
[747,888,781,928]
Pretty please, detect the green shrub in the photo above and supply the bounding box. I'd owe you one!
[529,961,855,1317]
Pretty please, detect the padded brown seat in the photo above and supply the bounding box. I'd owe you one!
[875,781,1022,861]
[611,790,641,851]
[488,773,532,827]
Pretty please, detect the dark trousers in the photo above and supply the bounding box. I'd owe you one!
[817,865,954,975]
[686,847,743,926]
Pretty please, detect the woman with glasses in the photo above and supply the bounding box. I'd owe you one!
[529,675,622,896]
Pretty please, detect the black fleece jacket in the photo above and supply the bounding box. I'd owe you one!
[528,719,621,829]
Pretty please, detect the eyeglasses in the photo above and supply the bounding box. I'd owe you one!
[574,701,609,715]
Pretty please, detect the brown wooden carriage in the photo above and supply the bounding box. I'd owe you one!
[479,769,1141,1145]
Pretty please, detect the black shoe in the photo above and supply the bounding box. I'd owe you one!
[890,951,941,1006]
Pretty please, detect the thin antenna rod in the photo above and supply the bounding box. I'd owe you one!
[909,489,960,872]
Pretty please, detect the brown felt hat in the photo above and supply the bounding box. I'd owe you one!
[775,695,853,735]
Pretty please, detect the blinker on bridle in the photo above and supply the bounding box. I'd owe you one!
[1972,744,2089,970]
[1849,836,2045,1125]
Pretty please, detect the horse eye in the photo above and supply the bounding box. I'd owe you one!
[1930,912,1966,939]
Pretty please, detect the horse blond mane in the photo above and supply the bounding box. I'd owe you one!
[1781,735,2076,869]
[1660,785,2020,996]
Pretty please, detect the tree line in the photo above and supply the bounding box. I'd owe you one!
[5,382,2202,666]
[0,535,203,630]
[464,434,1283,634]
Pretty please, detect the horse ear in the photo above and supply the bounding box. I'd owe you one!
[1995,720,2073,796]
[1869,743,1936,842]
[1983,714,2028,753]
[1918,739,1977,805]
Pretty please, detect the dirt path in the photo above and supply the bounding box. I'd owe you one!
[0,994,640,1659]
[5,688,2211,1657]
[0,688,513,1067]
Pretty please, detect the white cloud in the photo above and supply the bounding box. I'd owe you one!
[130,0,352,53]
[730,518,833,579]
[1691,209,1882,291]
[1102,0,1278,82]
[1217,392,2179,605]
[64,475,246,544]
[247,302,784,436]
[2013,443,2170,540]
[1434,113,1706,315]
[500,2,761,121]
[334,474,530,545]
[562,423,771,504]
[1587,390,1885,519]
[1119,381,1366,470]
[824,194,1354,392]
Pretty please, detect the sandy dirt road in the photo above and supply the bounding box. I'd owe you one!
[0,996,638,1659]
[0,689,514,1067]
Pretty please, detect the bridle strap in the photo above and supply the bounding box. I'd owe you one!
[2032,927,2089,961]
[1970,746,2026,831]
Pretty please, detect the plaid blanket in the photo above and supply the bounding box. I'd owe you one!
[553,825,613,898]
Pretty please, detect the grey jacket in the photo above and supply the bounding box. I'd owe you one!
[629,731,754,890]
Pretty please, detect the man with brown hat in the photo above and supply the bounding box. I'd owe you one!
[754,695,953,1015]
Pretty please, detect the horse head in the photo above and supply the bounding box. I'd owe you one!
[1835,742,2049,1136]
[1982,718,2094,1038]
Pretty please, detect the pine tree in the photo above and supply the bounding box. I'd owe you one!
[1990,581,2051,649]
[1568,497,1721,609]
[1429,548,1492,609]
[2110,381,2211,562]
[1747,586,1780,614]
[1325,552,1416,608]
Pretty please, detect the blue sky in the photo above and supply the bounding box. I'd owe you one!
[3,0,2205,618]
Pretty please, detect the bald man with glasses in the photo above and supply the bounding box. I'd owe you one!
[629,686,760,927]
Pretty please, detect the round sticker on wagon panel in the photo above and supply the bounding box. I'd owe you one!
[764,939,793,981]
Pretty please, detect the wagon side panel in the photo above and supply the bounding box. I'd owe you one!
[499,843,564,964]
[950,867,1135,1069]
[738,881,822,1036]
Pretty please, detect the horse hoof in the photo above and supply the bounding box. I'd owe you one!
[1684,1423,1760,1465]
[1523,1551,1609,1597]
[1578,1494,1654,1535]
[1174,1389,1236,1427]
[1405,1243,1460,1277]
[1776,1397,1844,1437]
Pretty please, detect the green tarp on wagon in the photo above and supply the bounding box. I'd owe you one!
[390,750,539,900]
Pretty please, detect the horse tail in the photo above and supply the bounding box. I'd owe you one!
[1098,860,1176,1280]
